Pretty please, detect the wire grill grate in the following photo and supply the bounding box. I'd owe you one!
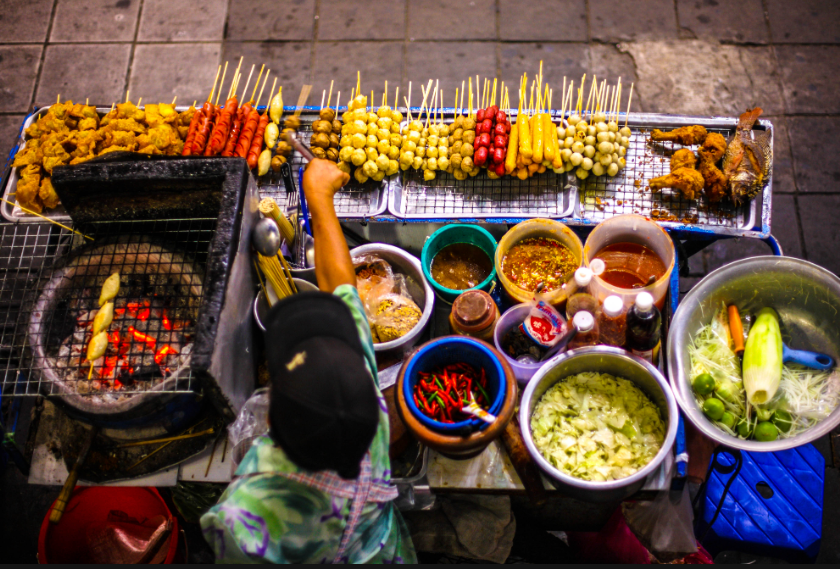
[1,218,215,397]
[397,167,571,218]
[578,125,751,227]
[255,113,385,218]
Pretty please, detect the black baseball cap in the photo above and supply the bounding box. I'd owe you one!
[264,291,379,480]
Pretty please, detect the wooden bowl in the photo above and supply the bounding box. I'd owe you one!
[395,337,518,459]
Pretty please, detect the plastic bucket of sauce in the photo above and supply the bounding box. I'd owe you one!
[583,214,675,310]
[495,219,583,306]
[421,224,497,303]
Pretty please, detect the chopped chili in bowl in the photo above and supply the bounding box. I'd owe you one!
[501,237,577,293]
[412,363,491,424]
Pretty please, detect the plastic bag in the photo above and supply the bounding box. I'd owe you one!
[519,300,566,348]
[622,480,697,563]
[227,388,269,467]
[353,255,422,344]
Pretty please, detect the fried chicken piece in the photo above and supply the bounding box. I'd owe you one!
[670,148,697,171]
[39,177,60,209]
[649,167,705,200]
[651,125,708,146]
[101,129,136,149]
[698,158,728,203]
[148,124,176,150]
[144,104,164,128]
[97,145,133,156]
[78,117,98,131]
[700,132,727,162]
[137,145,163,155]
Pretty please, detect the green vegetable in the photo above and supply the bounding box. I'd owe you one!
[530,372,665,482]
[736,418,752,438]
[754,421,779,442]
[756,406,775,422]
[720,412,736,429]
[773,410,793,433]
[692,373,715,395]
[703,398,725,421]
[743,307,783,405]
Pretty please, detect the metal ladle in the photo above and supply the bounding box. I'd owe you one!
[252,218,281,257]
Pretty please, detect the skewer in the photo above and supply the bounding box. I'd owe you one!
[57,94,60,105]
[327,79,334,109]
[251,64,265,103]
[394,86,398,113]
[116,428,216,448]
[335,90,341,112]
[625,83,634,127]
[577,74,586,115]
[294,85,312,118]
[229,56,243,99]
[383,80,387,107]
[460,80,465,117]
[208,65,221,103]
[468,77,473,118]
[216,61,228,106]
[320,89,326,110]
[85,98,88,106]
[171,96,177,105]
[125,90,130,103]
[407,81,412,119]
[356,71,361,100]
[136,97,142,109]
[260,76,276,110]
[491,78,497,108]
[455,87,459,118]
[241,64,255,101]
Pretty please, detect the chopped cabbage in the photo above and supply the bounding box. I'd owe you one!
[530,372,666,482]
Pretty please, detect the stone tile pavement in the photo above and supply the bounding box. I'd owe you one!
[1,0,840,562]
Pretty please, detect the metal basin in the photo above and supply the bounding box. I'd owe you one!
[350,243,435,355]
[668,256,840,452]
[519,346,679,503]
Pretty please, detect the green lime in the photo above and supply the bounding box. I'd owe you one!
[737,418,752,438]
[756,406,775,422]
[754,421,779,442]
[773,410,794,433]
[692,373,715,396]
[720,412,736,429]
[702,398,725,421]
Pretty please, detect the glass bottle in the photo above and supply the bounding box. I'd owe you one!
[626,292,661,364]
[566,267,599,322]
[568,311,599,350]
[599,295,627,347]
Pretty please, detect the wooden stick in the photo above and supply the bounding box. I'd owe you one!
[394,86,398,113]
[468,77,473,117]
[208,65,221,103]
[205,435,221,477]
[327,79,334,109]
[335,90,341,112]
[216,61,228,106]
[294,84,312,117]
[258,75,274,110]
[356,70,361,99]
[407,81,412,118]
[116,428,216,448]
[2,197,92,240]
[383,80,387,107]
[320,89,326,110]
[625,83,634,127]
[241,64,255,101]
[171,96,177,105]
[251,64,265,102]
[492,78,497,108]
[136,97,142,108]
[576,73,585,114]
[125,89,130,103]
[460,80,465,117]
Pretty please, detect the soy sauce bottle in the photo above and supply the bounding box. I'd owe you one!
[626,292,661,365]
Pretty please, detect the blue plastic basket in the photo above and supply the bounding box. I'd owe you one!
[403,336,506,432]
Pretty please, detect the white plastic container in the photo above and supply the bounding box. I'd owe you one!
[583,214,675,310]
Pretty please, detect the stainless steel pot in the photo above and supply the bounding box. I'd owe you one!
[350,243,435,355]
[668,256,840,452]
[519,346,679,503]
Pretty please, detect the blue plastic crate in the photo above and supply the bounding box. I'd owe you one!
[698,444,824,563]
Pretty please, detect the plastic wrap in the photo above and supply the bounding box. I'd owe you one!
[227,388,269,466]
[353,254,422,344]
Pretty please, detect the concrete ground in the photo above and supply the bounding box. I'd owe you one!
[1,0,839,563]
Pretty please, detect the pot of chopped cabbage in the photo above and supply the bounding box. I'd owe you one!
[668,256,840,452]
[520,346,678,503]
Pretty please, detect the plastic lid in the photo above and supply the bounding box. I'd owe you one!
[574,267,593,287]
[573,311,594,332]
[451,290,497,332]
[589,259,605,276]
[635,292,654,312]
[603,295,624,317]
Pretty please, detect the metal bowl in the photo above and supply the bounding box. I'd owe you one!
[668,256,840,452]
[350,243,435,355]
[520,346,679,503]
[253,279,320,332]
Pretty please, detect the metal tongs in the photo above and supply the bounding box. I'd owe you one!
[284,130,314,163]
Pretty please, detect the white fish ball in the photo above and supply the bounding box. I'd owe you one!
[561,148,572,161]
[587,125,596,137]
[575,166,590,179]
[608,121,619,133]
[568,114,581,125]
[607,162,619,176]
[583,145,596,158]
[592,162,605,177]
[571,141,585,154]
[600,153,612,166]
[584,135,597,146]
[570,152,583,166]
[597,131,610,143]
[618,146,627,157]
[619,126,632,138]
[598,141,613,155]
[596,121,608,133]
[582,157,594,170]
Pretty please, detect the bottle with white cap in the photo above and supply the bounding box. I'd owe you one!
[568,311,599,350]
[626,291,661,364]
[598,295,627,347]
[566,267,599,322]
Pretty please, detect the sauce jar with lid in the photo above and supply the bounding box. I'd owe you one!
[449,290,499,342]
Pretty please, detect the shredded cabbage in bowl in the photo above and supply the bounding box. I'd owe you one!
[530,372,666,482]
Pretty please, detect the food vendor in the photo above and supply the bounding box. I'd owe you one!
[200,159,417,564]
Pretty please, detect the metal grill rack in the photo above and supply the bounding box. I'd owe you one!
[571,114,772,237]
[0,218,215,397]
[393,167,574,219]
[255,111,388,219]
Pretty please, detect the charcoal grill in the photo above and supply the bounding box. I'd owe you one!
[1,156,259,429]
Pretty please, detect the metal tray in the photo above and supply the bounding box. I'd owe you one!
[255,109,388,219]
[568,113,772,238]
[388,112,575,220]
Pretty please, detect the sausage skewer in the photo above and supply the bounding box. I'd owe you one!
[238,74,272,160]
[246,78,275,168]
[223,65,256,157]
[189,65,222,155]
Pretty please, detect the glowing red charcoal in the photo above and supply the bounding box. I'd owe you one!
[127,326,157,348]
[154,344,179,365]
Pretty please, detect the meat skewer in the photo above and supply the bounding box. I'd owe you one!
[247,79,276,168]
[191,65,223,155]
[205,65,242,156]
[223,65,256,157]
[237,73,271,159]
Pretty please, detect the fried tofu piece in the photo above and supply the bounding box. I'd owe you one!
[39,177,60,209]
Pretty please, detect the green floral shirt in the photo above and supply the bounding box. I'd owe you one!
[200,285,416,564]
